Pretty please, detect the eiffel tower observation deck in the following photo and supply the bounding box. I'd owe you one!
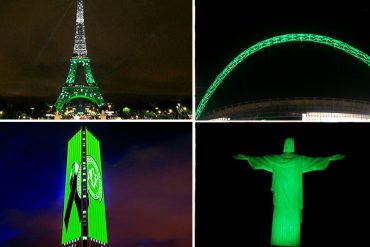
[55,0,105,116]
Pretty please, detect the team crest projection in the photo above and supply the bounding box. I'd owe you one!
[61,127,108,247]
[87,156,103,201]
[75,156,102,202]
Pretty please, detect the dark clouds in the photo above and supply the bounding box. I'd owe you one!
[0,123,192,247]
[106,137,192,247]
[0,0,191,101]
[0,205,61,247]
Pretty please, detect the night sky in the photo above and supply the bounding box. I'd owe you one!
[196,123,370,246]
[0,122,192,247]
[0,0,191,104]
[196,1,370,114]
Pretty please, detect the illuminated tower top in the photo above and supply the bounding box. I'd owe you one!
[73,0,88,57]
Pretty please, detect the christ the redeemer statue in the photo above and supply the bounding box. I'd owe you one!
[233,137,345,246]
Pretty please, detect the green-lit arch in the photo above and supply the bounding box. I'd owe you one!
[196,33,370,119]
[56,94,101,113]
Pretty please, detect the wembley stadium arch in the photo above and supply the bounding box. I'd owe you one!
[196,33,370,120]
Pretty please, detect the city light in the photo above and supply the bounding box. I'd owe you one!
[302,112,370,122]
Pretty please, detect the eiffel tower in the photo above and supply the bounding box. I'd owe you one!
[55,0,105,114]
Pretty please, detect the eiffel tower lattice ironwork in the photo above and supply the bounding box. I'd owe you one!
[55,0,105,113]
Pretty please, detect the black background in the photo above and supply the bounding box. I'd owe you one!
[196,123,370,246]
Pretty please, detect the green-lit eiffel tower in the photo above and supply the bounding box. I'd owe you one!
[55,0,105,113]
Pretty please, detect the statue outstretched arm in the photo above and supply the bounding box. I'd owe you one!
[329,154,346,161]
[233,154,250,161]
[233,154,273,172]
[302,154,345,173]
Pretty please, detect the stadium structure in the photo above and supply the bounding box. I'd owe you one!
[196,34,370,121]
[202,97,370,121]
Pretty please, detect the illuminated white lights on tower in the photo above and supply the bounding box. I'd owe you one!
[73,0,88,57]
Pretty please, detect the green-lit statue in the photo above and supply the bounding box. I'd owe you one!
[233,138,345,246]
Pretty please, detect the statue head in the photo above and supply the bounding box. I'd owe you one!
[283,137,295,153]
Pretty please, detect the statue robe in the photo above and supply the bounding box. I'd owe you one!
[247,153,331,246]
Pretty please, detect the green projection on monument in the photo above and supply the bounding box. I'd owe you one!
[86,129,107,243]
[62,127,108,246]
[62,130,82,242]
[196,33,370,119]
[234,138,345,246]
